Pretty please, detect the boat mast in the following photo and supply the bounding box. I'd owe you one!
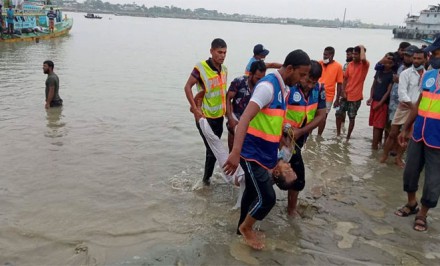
[342,8,346,28]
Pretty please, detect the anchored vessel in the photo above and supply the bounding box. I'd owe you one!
[393,4,440,41]
[1,0,73,43]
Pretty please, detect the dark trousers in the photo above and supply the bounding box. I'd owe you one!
[403,139,440,208]
[195,117,224,182]
[289,145,306,191]
[237,159,276,234]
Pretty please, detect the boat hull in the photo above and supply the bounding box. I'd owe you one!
[0,18,73,43]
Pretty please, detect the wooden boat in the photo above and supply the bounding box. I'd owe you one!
[84,13,102,19]
[1,1,73,43]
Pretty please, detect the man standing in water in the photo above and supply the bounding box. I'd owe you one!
[43,60,63,109]
[285,60,327,216]
[224,50,311,250]
[318,46,344,136]
[335,45,369,141]
[184,38,228,186]
[395,40,440,232]
[381,48,425,166]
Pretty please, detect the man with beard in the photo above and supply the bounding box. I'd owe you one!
[396,40,440,232]
[224,50,311,250]
[226,60,266,151]
[343,47,354,73]
[381,47,426,167]
[43,60,63,109]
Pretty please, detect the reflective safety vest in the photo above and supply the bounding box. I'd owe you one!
[241,73,287,169]
[285,83,322,128]
[413,69,440,148]
[195,61,227,118]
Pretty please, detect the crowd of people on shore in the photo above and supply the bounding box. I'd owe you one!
[184,38,440,250]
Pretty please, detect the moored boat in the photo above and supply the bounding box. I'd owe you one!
[393,4,440,40]
[1,0,73,43]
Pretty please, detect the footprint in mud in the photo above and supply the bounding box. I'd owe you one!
[334,222,358,249]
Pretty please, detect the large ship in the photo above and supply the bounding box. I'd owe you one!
[393,4,440,41]
[1,0,73,43]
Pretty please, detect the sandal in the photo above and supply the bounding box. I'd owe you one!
[395,203,419,217]
[414,215,428,232]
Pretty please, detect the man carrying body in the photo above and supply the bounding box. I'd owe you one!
[317,46,343,136]
[226,60,266,151]
[47,7,56,33]
[43,60,63,109]
[284,60,327,216]
[184,38,228,186]
[244,44,281,76]
[224,50,311,250]
[395,40,440,232]
[335,45,369,141]
[381,48,425,166]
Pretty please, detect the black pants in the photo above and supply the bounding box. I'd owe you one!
[195,117,224,182]
[288,145,306,191]
[237,159,276,234]
[404,139,440,208]
[50,99,63,107]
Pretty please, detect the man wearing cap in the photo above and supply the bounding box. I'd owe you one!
[381,46,425,167]
[245,44,281,76]
[184,38,228,186]
[396,40,440,232]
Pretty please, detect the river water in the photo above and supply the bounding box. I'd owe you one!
[1,12,439,265]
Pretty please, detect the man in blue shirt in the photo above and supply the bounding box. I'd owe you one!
[244,44,282,76]
[47,7,57,33]
[6,6,14,35]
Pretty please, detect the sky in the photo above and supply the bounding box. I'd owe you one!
[101,0,439,25]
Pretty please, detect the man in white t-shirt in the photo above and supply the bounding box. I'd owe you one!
[224,50,311,250]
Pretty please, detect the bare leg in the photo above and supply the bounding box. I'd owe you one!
[381,125,399,163]
[287,190,300,217]
[239,215,265,250]
[395,144,406,168]
[336,116,343,137]
[317,114,328,136]
[372,127,383,150]
[346,118,355,141]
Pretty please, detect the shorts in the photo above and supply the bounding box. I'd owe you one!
[369,101,388,129]
[49,19,54,29]
[335,99,361,119]
[392,105,410,125]
[325,101,333,114]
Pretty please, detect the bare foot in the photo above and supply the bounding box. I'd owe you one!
[287,208,301,217]
[379,155,388,163]
[395,158,405,168]
[239,227,265,250]
[253,230,266,239]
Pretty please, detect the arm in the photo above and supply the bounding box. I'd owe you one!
[226,90,238,129]
[335,76,348,106]
[374,82,392,110]
[184,75,204,121]
[359,45,367,62]
[223,102,261,175]
[366,79,377,106]
[45,85,55,109]
[398,94,422,147]
[397,71,411,104]
[296,109,326,138]
[265,62,282,69]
